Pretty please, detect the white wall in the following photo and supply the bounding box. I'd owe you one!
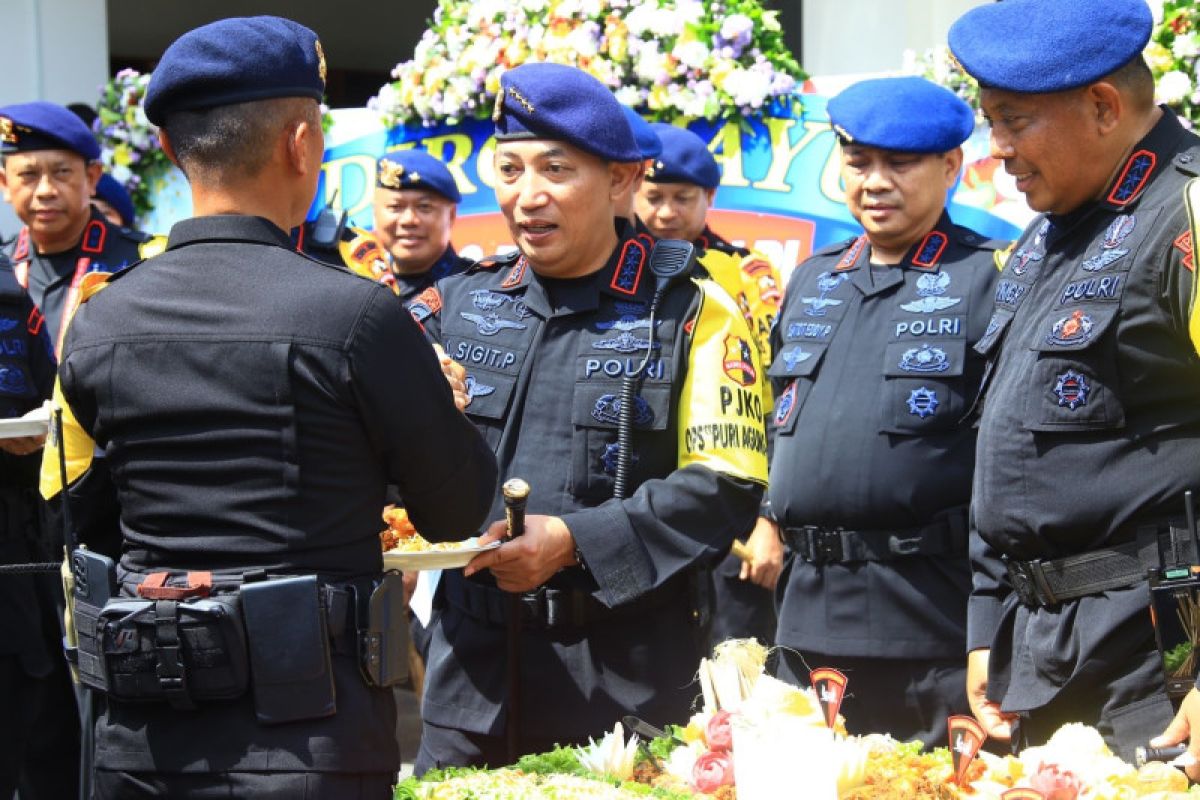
[0,0,110,238]
[802,0,986,77]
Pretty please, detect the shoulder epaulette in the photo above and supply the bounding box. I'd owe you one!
[810,236,859,258]
[119,226,155,245]
[1175,146,1200,178]
[951,225,1005,252]
[470,250,520,272]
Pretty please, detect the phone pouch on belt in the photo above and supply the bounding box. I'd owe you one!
[241,575,337,725]
[360,573,407,688]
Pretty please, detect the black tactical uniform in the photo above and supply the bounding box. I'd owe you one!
[770,213,1002,746]
[46,215,497,797]
[0,255,78,799]
[414,221,767,769]
[970,110,1200,758]
[5,207,157,356]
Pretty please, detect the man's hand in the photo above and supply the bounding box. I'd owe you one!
[967,648,1016,740]
[1152,686,1200,781]
[0,433,46,456]
[432,344,470,411]
[739,516,784,590]
[463,514,578,593]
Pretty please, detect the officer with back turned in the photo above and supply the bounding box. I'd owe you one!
[41,16,497,798]
[948,0,1200,766]
[764,76,1003,748]
[413,62,767,770]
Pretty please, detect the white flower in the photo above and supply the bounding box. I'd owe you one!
[722,67,773,108]
[111,164,133,184]
[1173,32,1200,60]
[624,4,657,37]
[675,0,705,22]
[634,42,666,84]
[1146,0,1165,26]
[520,0,547,11]
[720,13,754,42]
[653,7,687,36]
[673,40,710,69]
[761,9,781,32]
[1158,70,1195,105]
[567,23,601,58]
[615,85,643,106]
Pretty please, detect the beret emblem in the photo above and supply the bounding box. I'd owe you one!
[0,118,14,145]
[378,159,405,189]
[315,39,327,86]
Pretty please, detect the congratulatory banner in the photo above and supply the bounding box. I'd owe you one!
[147,97,1030,284]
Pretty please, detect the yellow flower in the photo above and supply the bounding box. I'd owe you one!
[709,60,736,91]
[112,143,132,167]
[1144,41,1175,73]
[485,71,502,94]
[647,84,670,110]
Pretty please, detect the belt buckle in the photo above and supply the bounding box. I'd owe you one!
[519,588,550,630]
[888,535,922,557]
[808,527,844,566]
[1006,557,1052,606]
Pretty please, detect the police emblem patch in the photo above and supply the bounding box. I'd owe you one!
[591,394,654,427]
[906,386,939,418]
[0,367,28,396]
[1009,248,1043,277]
[600,442,639,476]
[801,271,845,317]
[378,159,404,189]
[898,344,950,373]
[0,117,13,145]
[900,271,962,313]
[1045,309,1094,346]
[1081,214,1135,272]
[779,346,812,371]
[1053,369,1089,410]
[409,287,441,322]
[774,381,797,427]
[459,312,527,336]
[722,335,757,387]
[464,375,496,400]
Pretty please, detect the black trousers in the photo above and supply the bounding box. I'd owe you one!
[0,653,81,800]
[709,551,777,649]
[93,770,395,799]
[776,649,969,749]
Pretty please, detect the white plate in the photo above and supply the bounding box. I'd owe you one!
[383,540,501,571]
[0,410,50,439]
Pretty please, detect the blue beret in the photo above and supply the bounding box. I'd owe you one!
[0,102,100,161]
[948,0,1152,93]
[620,106,662,161]
[376,150,461,204]
[645,123,720,189]
[826,76,975,154]
[94,174,136,226]
[493,63,641,163]
[144,16,327,126]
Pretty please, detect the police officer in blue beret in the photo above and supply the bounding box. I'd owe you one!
[412,61,767,770]
[371,150,471,311]
[762,76,1004,748]
[42,15,497,798]
[949,0,1200,766]
[0,102,160,356]
[613,105,661,249]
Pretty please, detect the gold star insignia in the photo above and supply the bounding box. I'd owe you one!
[409,171,420,183]
[0,118,14,145]
[378,160,405,189]
[507,86,535,114]
[315,40,327,86]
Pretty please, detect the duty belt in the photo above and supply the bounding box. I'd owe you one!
[782,511,967,565]
[444,573,685,631]
[1005,523,1194,608]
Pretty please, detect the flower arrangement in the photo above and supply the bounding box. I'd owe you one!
[912,1,1200,129]
[93,69,173,224]
[370,0,806,128]
[1145,0,1200,127]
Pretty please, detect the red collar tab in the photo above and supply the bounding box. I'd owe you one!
[500,255,528,289]
[80,220,107,254]
[1106,149,1157,207]
[834,235,868,272]
[608,237,648,296]
[13,228,29,262]
[910,230,949,270]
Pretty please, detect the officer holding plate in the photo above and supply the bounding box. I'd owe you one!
[764,76,1003,747]
[42,16,497,798]
[414,62,767,770]
[948,0,1200,765]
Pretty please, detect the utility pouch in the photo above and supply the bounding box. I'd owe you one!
[241,575,336,724]
[98,592,248,708]
[70,547,117,692]
[358,573,406,688]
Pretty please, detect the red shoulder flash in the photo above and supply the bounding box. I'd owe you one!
[1174,230,1194,272]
